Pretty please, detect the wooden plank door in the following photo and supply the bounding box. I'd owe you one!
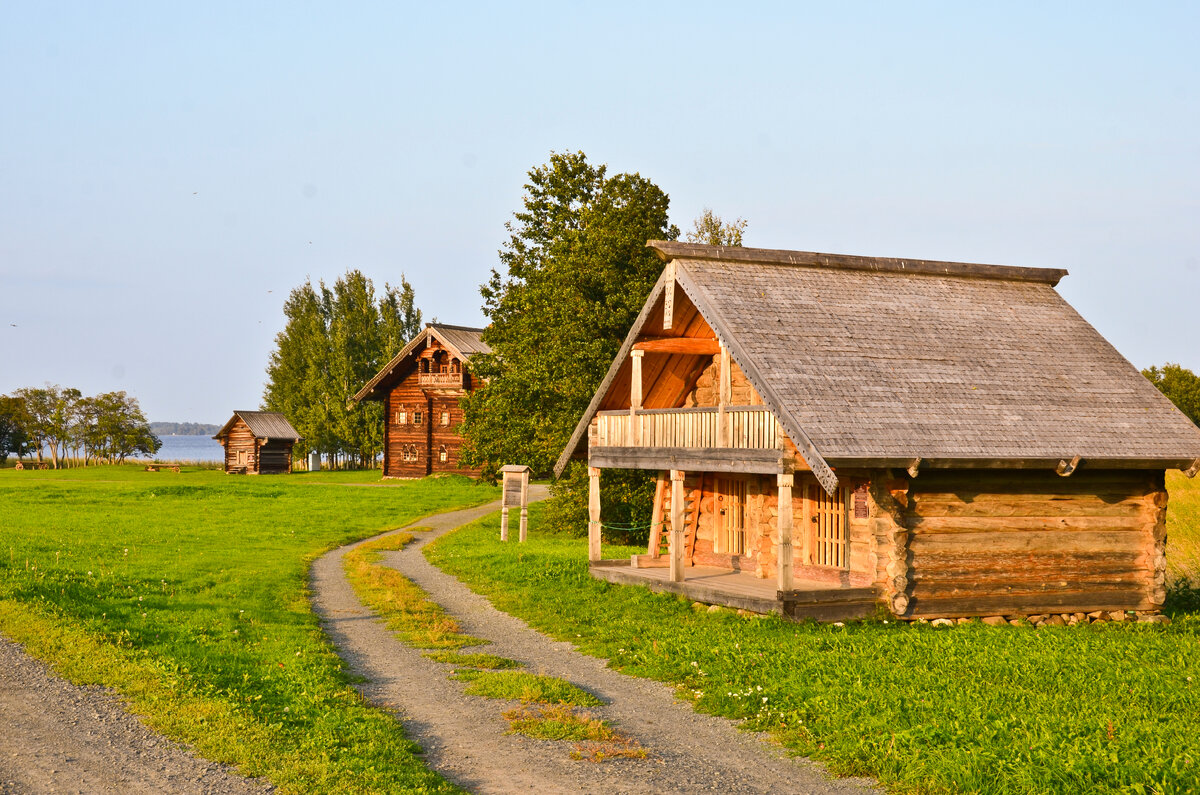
[716,477,747,555]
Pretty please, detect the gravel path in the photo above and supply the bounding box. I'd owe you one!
[310,495,879,795]
[0,637,272,795]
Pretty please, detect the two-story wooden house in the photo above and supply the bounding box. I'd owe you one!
[556,242,1200,621]
[353,323,489,478]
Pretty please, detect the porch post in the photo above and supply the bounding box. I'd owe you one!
[717,343,731,447]
[777,473,794,591]
[630,349,644,446]
[669,469,686,582]
[588,466,602,562]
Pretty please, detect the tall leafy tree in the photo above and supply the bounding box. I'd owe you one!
[1143,363,1200,427]
[461,151,678,536]
[0,396,30,464]
[686,208,748,246]
[263,270,419,467]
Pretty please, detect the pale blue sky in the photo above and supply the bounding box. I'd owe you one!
[2,2,1197,422]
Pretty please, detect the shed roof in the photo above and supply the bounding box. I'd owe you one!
[353,323,490,402]
[556,242,1200,483]
[214,411,302,441]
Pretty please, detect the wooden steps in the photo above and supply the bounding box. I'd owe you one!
[647,472,702,564]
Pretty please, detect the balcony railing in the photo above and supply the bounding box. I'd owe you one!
[418,371,466,389]
[595,406,779,450]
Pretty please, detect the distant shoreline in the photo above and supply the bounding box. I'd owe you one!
[149,422,220,436]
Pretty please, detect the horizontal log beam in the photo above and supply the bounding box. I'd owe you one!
[588,446,785,474]
[632,337,723,355]
[906,591,1155,617]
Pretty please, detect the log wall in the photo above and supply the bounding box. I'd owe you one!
[222,419,258,474]
[897,469,1164,618]
[683,355,762,407]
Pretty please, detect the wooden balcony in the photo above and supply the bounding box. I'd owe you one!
[418,371,465,389]
[595,406,779,449]
[590,406,786,474]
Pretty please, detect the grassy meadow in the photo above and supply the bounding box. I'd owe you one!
[0,464,497,794]
[425,478,1200,795]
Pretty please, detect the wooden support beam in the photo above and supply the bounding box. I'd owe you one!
[629,350,644,410]
[630,350,644,446]
[632,337,722,355]
[717,343,730,448]
[669,469,685,583]
[906,457,921,478]
[1185,459,1200,479]
[588,466,601,562]
[1056,455,1082,477]
[777,473,794,591]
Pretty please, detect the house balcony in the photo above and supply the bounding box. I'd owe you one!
[589,406,787,474]
[418,371,466,389]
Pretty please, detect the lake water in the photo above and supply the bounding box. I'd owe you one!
[155,435,225,463]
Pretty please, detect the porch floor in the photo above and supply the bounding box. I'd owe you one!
[589,560,882,621]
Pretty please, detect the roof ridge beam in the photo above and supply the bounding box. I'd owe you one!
[647,241,1067,286]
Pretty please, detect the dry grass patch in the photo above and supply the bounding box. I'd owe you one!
[344,534,485,650]
[1167,471,1200,584]
[503,704,648,762]
[424,650,522,669]
[449,669,602,706]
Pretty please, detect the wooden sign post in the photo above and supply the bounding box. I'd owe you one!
[499,465,531,542]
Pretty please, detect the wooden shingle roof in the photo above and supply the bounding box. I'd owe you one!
[214,411,302,441]
[353,323,489,402]
[556,242,1200,481]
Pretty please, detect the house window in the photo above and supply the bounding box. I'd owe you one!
[439,445,448,463]
[403,445,420,462]
[440,410,450,426]
[413,410,423,426]
[716,477,748,556]
[808,484,849,569]
[396,407,407,425]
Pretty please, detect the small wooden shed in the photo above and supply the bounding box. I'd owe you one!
[213,411,302,474]
[557,242,1200,621]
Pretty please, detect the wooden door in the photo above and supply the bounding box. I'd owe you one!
[808,484,848,569]
[716,477,747,555]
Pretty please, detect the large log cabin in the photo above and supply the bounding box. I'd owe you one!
[353,323,489,478]
[214,411,301,474]
[556,242,1200,621]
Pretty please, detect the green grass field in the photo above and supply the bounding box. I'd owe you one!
[425,480,1200,795]
[0,465,497,794]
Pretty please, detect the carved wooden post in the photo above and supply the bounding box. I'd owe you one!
[588,466,602,562]
[777,473,794,591]
[670,469,686,582]
[630,349,644,446]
